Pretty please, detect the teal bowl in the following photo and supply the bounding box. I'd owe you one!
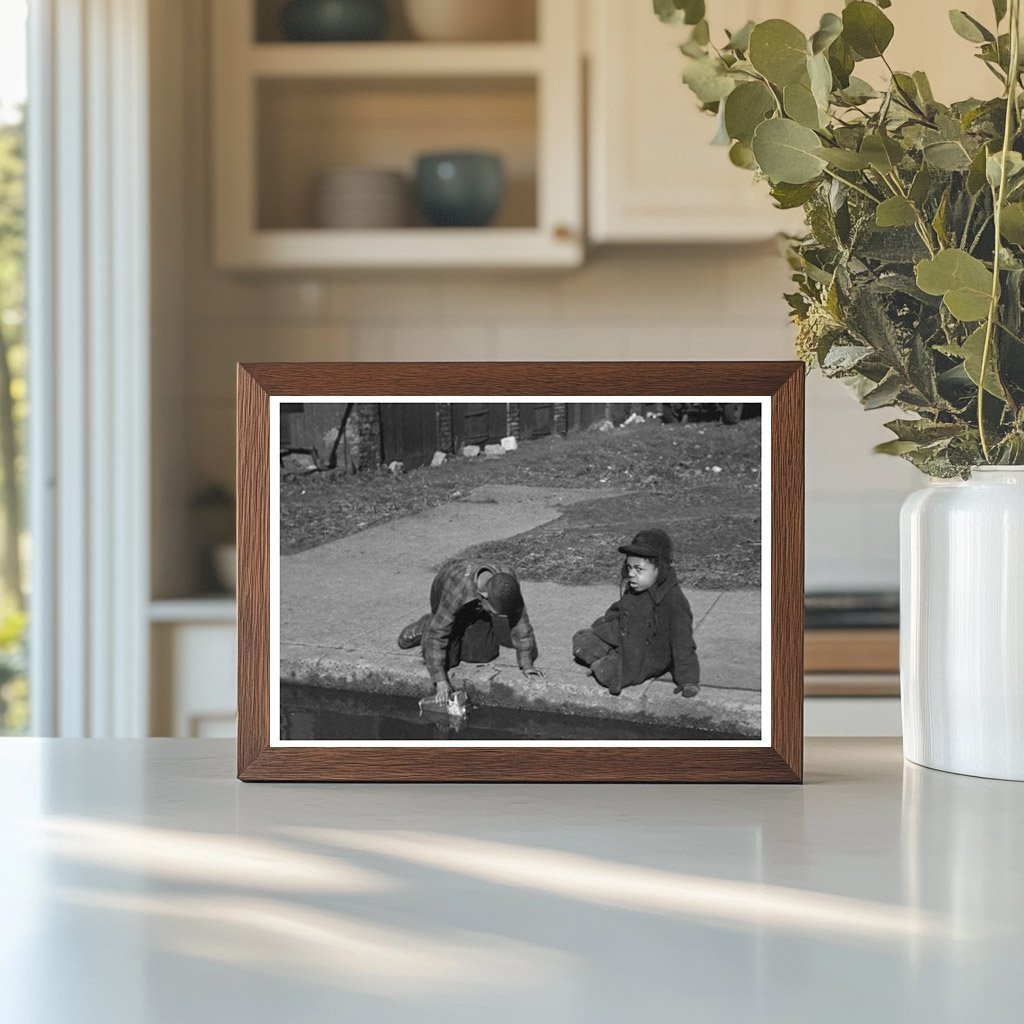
[281,0,388,42]
[415,153,505,228]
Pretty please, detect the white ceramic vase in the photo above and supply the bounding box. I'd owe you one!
[900,467,1024,780]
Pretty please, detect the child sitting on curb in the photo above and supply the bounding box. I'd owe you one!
[572,528,700,698]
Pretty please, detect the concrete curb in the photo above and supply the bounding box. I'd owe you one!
[281,643,762,740]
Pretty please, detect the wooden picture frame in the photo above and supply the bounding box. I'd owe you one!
[238,362,804,782]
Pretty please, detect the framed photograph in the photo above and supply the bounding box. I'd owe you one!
[237,362,803,782]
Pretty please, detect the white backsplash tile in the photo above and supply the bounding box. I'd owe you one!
[326,274,445,321]
[441,272,562,321]
[557,250,726,320]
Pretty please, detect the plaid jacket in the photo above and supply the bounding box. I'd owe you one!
[423,559,537,682]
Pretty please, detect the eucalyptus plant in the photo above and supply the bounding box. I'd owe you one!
[657,0,1024,475]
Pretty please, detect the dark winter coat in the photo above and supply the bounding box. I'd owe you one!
[588,566,699,689]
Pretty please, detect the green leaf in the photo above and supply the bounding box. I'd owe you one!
[729,140,757,169]
[827,35,855,89]
[915,249,994,322]
[653,0,682,24]
[1000,203,1024,245]
[948,10,994,44]
[808,51,833,109]
[682,57,736,104]
[913,71,935,104]
[932,190,950,247]
[909,164,933,205]
[891,72,922,110]
[653,0,705,26]
[723,81,775,144]
[837,76,879,104]
[875,438,922,455]
[860,133,904,173]
[967,144,991,194]
[986,150,1024,191]
[908,334,941,403]
[885,418,963,443]
[813,146,872,170]
[684,2,706,27]
[993,0,1008,24]
[748,20,809,87]
[751,118,828,184]
[770,180,820,209]
[807,190,841,249]
[691,19,710,45]
[941,325,1006,398]
[876,197,918,228]
[784,80,824,129]
[922,140,972,171]
[842,1,894,59]
[980,32,1015,75]
[862,374,903,409]
[810,12,843,54]
[724,20,755,53]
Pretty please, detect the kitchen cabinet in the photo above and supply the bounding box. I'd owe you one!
[587,0,811,243]
[586,0,998,244]
[211,0,583,269]
[150,600,237,738]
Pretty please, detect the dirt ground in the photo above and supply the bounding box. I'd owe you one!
[280,413,763,591]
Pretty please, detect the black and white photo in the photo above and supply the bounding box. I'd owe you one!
[271,397,770,746]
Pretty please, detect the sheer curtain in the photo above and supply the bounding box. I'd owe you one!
[28,0,150,736]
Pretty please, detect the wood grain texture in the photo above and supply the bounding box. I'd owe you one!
[770,365,804,783]
[237,365,271,778]
[236,361,805,783]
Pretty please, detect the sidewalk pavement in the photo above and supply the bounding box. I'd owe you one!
[280,484,762,739]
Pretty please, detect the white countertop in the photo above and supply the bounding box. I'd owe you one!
[1,737,1020,1023]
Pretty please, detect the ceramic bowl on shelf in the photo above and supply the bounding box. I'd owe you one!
[315,167,408,228]
[414,152,504,227]
[403,0,534,42]
[280,0,388,42]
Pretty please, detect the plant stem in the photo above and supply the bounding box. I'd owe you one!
[822,167,880,205]
[997,319,1024,345]
[962,191,979,249]
[979,0,1021,462]
[750,69,784,117]
[884,170,939,254]
[969,213,994,253]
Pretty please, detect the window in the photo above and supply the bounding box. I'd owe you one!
[0,0,27,734]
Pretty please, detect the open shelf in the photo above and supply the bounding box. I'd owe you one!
[254,0,538,45]
[257,76,538,232]
[213,0,582,268]
[217,227,579,269]
[249,42,544,77]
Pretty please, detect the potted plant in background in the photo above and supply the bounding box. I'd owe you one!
[658,0,1024,779]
